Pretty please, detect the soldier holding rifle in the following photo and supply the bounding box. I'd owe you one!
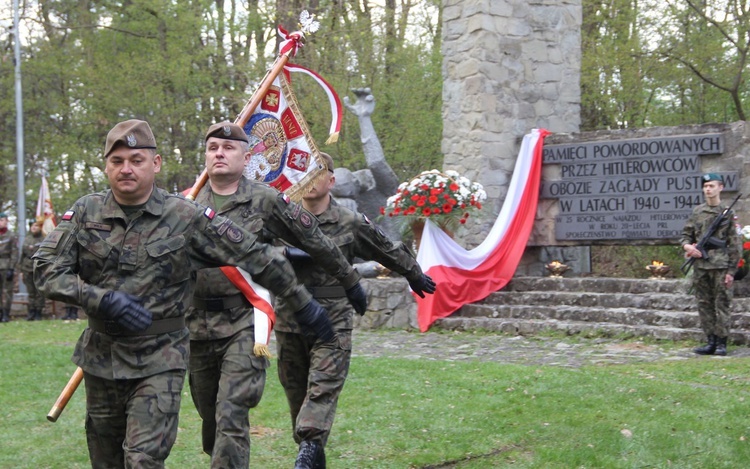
[33,119,337,469]
[680,173,741,356]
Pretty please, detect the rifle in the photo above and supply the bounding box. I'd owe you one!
[47,367,83,422]
[681,193,742,275]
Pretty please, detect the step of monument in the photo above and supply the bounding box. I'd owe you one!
[433,316,750,346]
[456,304,750,331]
[502,277,689,294]
[477,291,750,314]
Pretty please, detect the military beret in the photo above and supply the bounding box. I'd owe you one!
[205,121,249,143]
[702,173,723,184]
[104,119,157,158]
[0,212,7,219]
[318,152,335,173]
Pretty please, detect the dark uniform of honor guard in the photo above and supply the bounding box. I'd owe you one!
[20,220,45,320]
[680,173,741,356]
[187,122,366,469]
[276,152,436,469]
[0,211,18,323]
[32,119,336,469]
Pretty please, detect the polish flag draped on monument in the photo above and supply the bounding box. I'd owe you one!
[414,128,550,332]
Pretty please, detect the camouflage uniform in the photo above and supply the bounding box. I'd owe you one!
[187,177,360,469]
[275,198,425,447]
[33,186,314,469]
[20,227,46,318]
[680,202,741,338]
[0,224,18,322]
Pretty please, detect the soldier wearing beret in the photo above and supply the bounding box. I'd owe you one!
[186,121,367,469]
[0,211,18,323]
[33,119,337,469]
[20,220,45,320]
[276,152,436,469]
[680,173,741,356]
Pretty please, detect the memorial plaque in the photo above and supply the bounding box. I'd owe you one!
[541,133,738,241]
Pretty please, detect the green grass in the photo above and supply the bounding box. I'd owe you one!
[2,321,750,468]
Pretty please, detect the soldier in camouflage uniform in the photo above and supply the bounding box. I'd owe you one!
[276,153,436,469]
[187,122,366,469]
[21,220,45,320]
[680,173,741,356]
[0,211,18,323]
[33,119,337,469]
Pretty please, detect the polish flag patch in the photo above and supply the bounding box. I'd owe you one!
[62,210,75,221]
[204,207,216,220]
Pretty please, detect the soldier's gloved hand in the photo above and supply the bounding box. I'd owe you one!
[285,246,312,262]
[5,270,13,281]
[294,299,335,342]
[98,291,153,332]
[409,274,436,298]
[345,282,368,316]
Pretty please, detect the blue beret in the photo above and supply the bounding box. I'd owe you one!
[0,212,7,219]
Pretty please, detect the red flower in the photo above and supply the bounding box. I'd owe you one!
[428,195,438,204]
[422,208,432,216]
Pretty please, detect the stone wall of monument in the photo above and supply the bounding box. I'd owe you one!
[442,0,582,246]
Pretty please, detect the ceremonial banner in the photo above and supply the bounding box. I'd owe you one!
[36,176,56,235]
[242,66,340,202]
[415,129,550,332]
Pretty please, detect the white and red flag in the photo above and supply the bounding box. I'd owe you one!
[414,128,550,332]
[36,176,56,235]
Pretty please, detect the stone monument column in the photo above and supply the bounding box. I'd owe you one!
[441,0,583,271]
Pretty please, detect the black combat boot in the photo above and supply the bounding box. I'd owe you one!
[26,308,35,321]
[36,308,43,320]
[64,306,78,320]
[294,440,324,469]
[694,334,716,355]
[714,336,728,356]
[0,308,9,323]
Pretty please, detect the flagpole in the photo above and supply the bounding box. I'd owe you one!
[13,0,26,244]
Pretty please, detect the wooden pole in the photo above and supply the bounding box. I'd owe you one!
[47,367,84,422]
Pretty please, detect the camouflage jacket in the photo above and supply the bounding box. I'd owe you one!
[275,198,424,333]
[188,177,360,340]
[32,186,311,379]
[20,232,44,274]
[0,229,18,270]
[680,202,741,271]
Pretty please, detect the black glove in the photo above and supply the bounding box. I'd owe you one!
[98,291,153,332]
[5,270,13,281]
[346,282,368,316]
[285,246,312,262]
[409,274,437,298]
[294,299,335,342]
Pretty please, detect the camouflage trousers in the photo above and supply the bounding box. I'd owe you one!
[693,268,733,337]
[0,269,12,311]
[188,328,269,469]
[22,273,45,310]
[275,328,352,446]
[83,369,184,469]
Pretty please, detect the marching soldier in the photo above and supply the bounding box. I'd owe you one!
[276,152,436,469]
[33,119,337,469]
[187,121,367,469]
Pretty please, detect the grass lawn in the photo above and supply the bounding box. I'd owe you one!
[1,321,749,468]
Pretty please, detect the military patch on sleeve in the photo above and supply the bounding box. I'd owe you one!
[300,212,313,228]
[40,230,64,249]
[362,214,372,224]
[62,210,75,221]
[204,207,216,220]
[279,193,291,205]
[225,225,244,243]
